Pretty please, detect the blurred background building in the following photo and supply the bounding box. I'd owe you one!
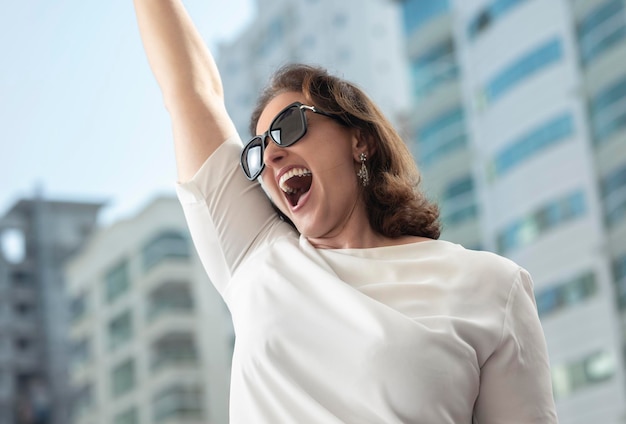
[64,197,233,424]
[0,194,102,424]
[1,0,625,423]
[217,0,412,136]
[400,0,626,422]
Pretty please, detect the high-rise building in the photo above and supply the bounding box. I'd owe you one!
[398,0,483,249]
[399,0,626,422]
[0,194,103,424]
[65,196,233,424]
[217,0,411,137]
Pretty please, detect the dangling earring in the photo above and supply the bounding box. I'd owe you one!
[357,152,369,187]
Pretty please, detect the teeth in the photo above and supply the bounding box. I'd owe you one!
[279,168,312,193]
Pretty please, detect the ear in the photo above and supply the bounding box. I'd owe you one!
[351,129,375,162]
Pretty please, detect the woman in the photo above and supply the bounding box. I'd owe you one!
[134,1,558,422]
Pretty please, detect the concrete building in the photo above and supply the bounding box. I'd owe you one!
[399,0,626,422]
[217,0,411,137]
[398,0,484,249]
[65,196,233,424]
[0,195,102,424]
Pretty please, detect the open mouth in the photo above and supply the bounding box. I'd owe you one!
[279,167,312,208]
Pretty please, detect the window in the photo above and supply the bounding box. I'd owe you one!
[467,0,528,40]
[15,338,32,353]
[491,113,574,178]
[148,283,193,320]
[441,175,478,227]
[484,38,563,104]
[497,190,587,253]
[590,74,626,144]
[414,107,467,167]
[14,302,34,317]
[114,407,138,424]
[409,39,458,102]
[108,310,132,351]
[401,0,449,35]
[111,359,135,397]
[577,0,626,65]
[105,260,130,303]
[72,384,92,420]
[142,231,189,271]
[535,271,597,317]
[614,255,626,308]
[552,350,616,399]
[153,385,204,422]
[71,338,90,368]
[70,293,87,324]
[601,163,626,227]
[151,333,198,371]
[11,270,32,287]
[1,228,25,264]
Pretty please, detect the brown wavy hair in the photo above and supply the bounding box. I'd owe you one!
[250,64,441,240]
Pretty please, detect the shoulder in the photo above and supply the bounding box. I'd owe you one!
[434,240,522,276]
[426,240,528,300]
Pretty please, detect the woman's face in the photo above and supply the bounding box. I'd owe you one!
[257,91,371,247]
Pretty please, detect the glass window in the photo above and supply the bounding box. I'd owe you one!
[148,283,194,320]
[492,113,574,177]
[577,0,626,65]
[70,293,87,324]
[415,107,467,167]
[151,334,198,371]
[536,271,597,317]
[552,350,616,399]
[614,255,626,308]
[497,190,587,253]
[615,255,626,281]
[142,230,190,271]
[109,310,132,351]
[72,384,92,420]
[105,260,130,303]
[590,74,626,143]
[485,38,563,103]
[152,385,204,423]
[401,0,449,35]
[111,359,135,397]
[601,163,626,226]
[441,176,479,227]
[71,338,90,368]
[585,351,616,383]
[468,0,527,40]
[409,39,459,103]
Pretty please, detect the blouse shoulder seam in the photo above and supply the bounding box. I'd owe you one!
[493,267,523,353]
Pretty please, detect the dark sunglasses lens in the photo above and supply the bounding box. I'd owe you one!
[270,105,306,146]
[242,138,264,179]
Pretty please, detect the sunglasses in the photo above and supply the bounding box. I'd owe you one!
[240,102,338,180]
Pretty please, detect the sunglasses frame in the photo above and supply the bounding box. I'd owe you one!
[240,102,337,181]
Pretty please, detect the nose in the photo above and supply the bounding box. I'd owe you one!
[263,137,287,170]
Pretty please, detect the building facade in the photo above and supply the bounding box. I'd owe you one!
[0,195,102,424]
[65,197,233,424]
[398,0,484,249]
[217,0,411,138]
[400,0,626,422]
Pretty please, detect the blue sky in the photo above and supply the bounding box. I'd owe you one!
[0,0,253,224]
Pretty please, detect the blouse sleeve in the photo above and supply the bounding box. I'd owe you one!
[473,268,558,423]
[175,135,295,294]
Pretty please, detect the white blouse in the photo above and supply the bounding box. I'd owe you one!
[176,136,558,423]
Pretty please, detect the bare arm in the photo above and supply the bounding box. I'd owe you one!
[134,0,237,182]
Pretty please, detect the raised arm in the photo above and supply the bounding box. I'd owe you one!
[134,0,237,182]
